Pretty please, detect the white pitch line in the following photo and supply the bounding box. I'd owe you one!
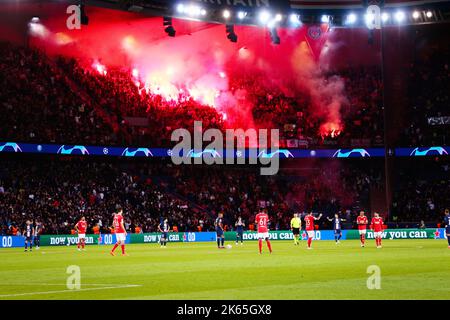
[0,284,141,298]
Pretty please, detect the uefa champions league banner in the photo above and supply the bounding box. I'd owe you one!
[0,141,390,159]
[0,229,445,248]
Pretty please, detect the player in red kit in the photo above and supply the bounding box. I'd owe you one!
[370,212,384,249]
[357,210,369,247]
[304,212,322,249]
[110,207,127,256]
[75,217,87,251]
[255,209,272,254]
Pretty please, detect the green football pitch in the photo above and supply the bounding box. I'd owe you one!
[0,240,449,300]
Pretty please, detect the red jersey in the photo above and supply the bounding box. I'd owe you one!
[255,213,269,233]
[357,216,368,230]
[113,213,125,233]
[371,217,383,232]
[76,221,87,234]
[305,215,315,231]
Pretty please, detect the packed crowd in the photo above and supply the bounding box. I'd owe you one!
[0,157,383,235]
[391,159,450,225]
[0,42,122,145]
[0,41,384,148]
[400,32,450,147]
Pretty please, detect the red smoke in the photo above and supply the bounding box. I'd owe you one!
[0,3,381,137]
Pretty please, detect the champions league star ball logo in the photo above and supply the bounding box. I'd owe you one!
[409,147,448,157]
[121,148,153,157]
[57,145,89,155]
[0,142,22,153]
[257,149,294,159]
[186,149,221,158]
[333,149,371,158]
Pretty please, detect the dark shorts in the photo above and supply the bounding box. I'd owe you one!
[25,236,32,242]
[292,228,300,235]
[446,227,450,235]
[334,229,342,235]
[236,230,243,237]
[216,229,224,237]
[161,232,168,239]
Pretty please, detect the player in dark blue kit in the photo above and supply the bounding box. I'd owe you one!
[235,216,245,245]
[23,220,34,252]
[327,214,346,244]
[158,218,170,247]
[444,209,450,248]
[34,221,43,250]
[215,212,225,249]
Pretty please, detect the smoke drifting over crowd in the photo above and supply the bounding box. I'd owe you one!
[1,3,380,137]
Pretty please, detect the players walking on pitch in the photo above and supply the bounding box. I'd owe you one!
[327,213,346,244]
[444,209,450,248]
[215,212,225,249]
[255,209,272,254]
[110,207,127,256]
[371,212,384,249]
[158,218,170,247]
[290,213,301,245]
[34,221,42,250]
[357,211,368,247]
[75,217,87,251]
[304,212,322,249]
[235,216,245,245]
[23,220,34,252]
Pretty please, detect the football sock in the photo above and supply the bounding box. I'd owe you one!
[307,238,312,248]
[447,237,450,246]
[258,239,262,253]
[266,240,272,253]
[338,234,342,241]
[221,238,224,247]
[121,245,125,254]
[217,238,220,248]
[111,243,119,252]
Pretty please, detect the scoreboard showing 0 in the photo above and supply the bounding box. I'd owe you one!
[2,236,12,247]
[0,236,24,248]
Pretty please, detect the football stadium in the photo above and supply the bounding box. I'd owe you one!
[0,0,450,304]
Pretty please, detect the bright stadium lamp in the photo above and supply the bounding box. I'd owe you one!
[395,11,405,22]
[176,3,184,13]
[412,11,420,19]
[223,10,231,19]
[259,10,271,24]
[289,13,300,24]
[237,11,247,19]
[346,13,357,24]
[321,15,329,23]
[426,11,433,18]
